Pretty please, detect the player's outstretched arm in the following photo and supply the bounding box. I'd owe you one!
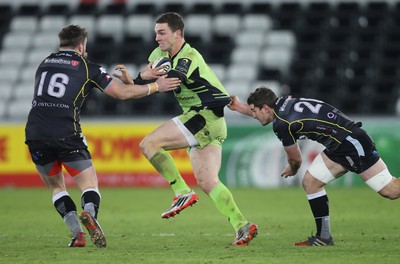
[227,95,253,117]
[113,64,168,83]
[104,76,180,100]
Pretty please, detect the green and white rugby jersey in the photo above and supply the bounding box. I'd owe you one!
[148,43,231,113]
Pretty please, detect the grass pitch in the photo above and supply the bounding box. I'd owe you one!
[1,187,399,264]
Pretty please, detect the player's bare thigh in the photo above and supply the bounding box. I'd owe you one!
[359,158,387,181]
[38,163,98,194]
[38,170,66,196]
[140,119,189,158]
[73,165,99,192]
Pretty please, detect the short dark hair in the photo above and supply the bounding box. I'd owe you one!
[58,25,88,48]
[247,87,278,108]
[156,12,185,36]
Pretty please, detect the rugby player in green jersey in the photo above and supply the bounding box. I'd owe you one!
[116,12,257,246]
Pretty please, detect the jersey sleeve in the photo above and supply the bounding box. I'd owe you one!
[273,121,297,147]
[87,62,113,91]
[173,52,197,81]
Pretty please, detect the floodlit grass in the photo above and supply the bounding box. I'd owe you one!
[1,187,400,263]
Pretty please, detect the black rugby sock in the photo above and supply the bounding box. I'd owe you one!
[308,193,332,239]
[81,189,101,219]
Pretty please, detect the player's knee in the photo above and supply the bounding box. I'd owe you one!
[377,178,400,200]
[139,138,147,154]
[196,180,209,193]
[302,173,320,192]
[378,189,400,200]
[139,136,160,158]
[196,177,219,194]
[301,175,311,191]
[139,137,154,157]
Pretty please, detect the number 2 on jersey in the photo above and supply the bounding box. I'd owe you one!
[294,99,323,114]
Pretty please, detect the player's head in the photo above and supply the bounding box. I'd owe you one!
[58,25,88,56]
[247,87,277,108]
[156,12,185,36]
[155,12,185,52]
[247,87,278,126]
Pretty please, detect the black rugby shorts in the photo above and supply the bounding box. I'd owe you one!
[324,128,380,173]
[26,135,92,166]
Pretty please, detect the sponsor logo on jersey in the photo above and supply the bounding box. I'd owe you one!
[42,57,81,71]
[57,52,72,57]
[176,58,191,75]
[33,101,70,109]
[44,58,73,65]
[176,95,195,101]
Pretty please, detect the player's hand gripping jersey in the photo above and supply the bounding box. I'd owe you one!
[273,96,362,151]
[25,51,113,140]
[148,43,231,116]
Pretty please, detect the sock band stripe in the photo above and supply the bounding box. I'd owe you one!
[306,189,327,200]
[82,188,101,198]
[52,191,69,204]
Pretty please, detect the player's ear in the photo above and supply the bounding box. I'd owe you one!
[175,29,182,39]
[262,104,273,113]
[77,42,85,54]
[262,104,269,110]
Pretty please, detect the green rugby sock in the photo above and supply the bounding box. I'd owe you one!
[149,149,191,196]
[209,182,248,231]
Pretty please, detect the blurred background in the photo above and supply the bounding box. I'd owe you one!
[0,0,399,188]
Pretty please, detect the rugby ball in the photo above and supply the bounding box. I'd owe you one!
[151,57,171,73]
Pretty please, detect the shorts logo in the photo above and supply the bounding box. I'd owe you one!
[32,151,43,162]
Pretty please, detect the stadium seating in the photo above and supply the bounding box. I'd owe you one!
[0,49,25,67]
[0,0,399,120]
[9,16,38,32]
[68,15,96,38]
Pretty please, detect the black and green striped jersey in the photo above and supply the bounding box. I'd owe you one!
[273,96,361,151]
[25,50,113,140]
[148,43,231,113]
